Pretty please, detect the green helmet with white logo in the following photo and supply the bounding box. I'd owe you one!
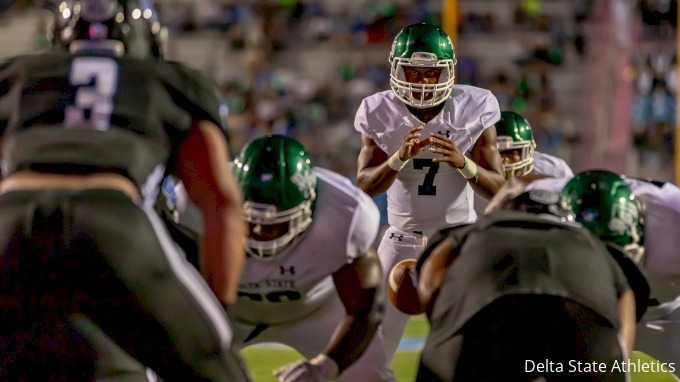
[389,23,456,108]
[561,170,644,256]
[496,111,537,178]
[561,170,649,320]
[233,135,317,258]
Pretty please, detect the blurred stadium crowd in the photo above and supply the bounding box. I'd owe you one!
[1,0,676,198]
[631,0,677,181]
[154,0,594,178]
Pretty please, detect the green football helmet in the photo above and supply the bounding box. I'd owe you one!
[389,23,456,108]
[561,170,649,319]
[561,170,644,261]
[233,135,317,259]
[495,111,537,178]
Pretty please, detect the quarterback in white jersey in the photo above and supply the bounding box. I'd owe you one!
[230,135,391,382]
[473,111,573,216]
[355,23,505,360]
[488,171,680,376]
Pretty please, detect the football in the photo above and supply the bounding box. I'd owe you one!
[388,259,423,315]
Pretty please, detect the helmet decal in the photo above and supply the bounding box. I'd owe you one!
[291,169,316,198]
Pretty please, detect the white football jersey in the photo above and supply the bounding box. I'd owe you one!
[532,151,574,178]
[473,151,573,217]
[355,86,500,233]
[227,167,381,325]
[526,176,680,279]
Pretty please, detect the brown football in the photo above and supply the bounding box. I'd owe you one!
[388,259,422,315]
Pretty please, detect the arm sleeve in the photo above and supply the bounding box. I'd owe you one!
[346,190,381,261]
[480,91,501,128]
[354,98,376,141]
[560,160,575,178]
[525,176,573,193]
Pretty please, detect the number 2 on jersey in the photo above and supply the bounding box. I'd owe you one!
[65,57,119,130]
[413,159,439,195]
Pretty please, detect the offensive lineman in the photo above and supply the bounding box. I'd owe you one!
[0,0,248,380]
[354,22,505,360]
[228,135,391,382]
[473,111,573,216]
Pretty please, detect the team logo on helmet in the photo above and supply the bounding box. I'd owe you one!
[290,169,316,199]
[608,200,639,237]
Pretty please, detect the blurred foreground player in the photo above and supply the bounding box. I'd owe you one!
[229,135,391,382]
[0,0,248,380]
[392,190,637,381]
[488,170,680,376]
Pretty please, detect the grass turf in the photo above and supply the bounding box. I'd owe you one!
[240,315,427,382]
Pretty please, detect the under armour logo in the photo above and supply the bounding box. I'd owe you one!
[280,266,295,275]
[389,233,404,241]
[437,130,450,139]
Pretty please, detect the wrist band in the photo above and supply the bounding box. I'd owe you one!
[387,151,409,171]
[458,157,479,182]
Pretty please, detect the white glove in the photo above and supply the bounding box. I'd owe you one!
[273,354,339,382]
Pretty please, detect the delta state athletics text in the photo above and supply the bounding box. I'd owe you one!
[526,360,675,373]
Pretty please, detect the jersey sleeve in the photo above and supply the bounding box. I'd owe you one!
[480,91,501,128]
[525,176,573,193]
[160,62,222,129]
[354,98,377,141]
[559,160,574,178]
[346,190,381,261]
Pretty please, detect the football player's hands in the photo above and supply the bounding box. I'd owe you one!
[398,123,431,161]
[429,132,466,169]
[484,176,530,214]
[273,354,339,382]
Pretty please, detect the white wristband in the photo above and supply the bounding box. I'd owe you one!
[310,354,339,380]
[387,151,409,171]
[458,157,478,180]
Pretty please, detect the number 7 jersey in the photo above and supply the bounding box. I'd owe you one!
[355,86,500,234]
[0,52,222,193]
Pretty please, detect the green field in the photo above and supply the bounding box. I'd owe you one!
[240,315,679,382]
[240,315,428,382]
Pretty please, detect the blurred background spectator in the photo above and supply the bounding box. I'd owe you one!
[0,0,677,223]
[628,0,677,181]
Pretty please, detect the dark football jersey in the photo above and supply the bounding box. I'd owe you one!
[418,211,630,336]
[0,52,221,189]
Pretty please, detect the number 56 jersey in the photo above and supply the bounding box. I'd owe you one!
[355,87,500,234]
[227,167,381,325]
[0,52,221,195]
